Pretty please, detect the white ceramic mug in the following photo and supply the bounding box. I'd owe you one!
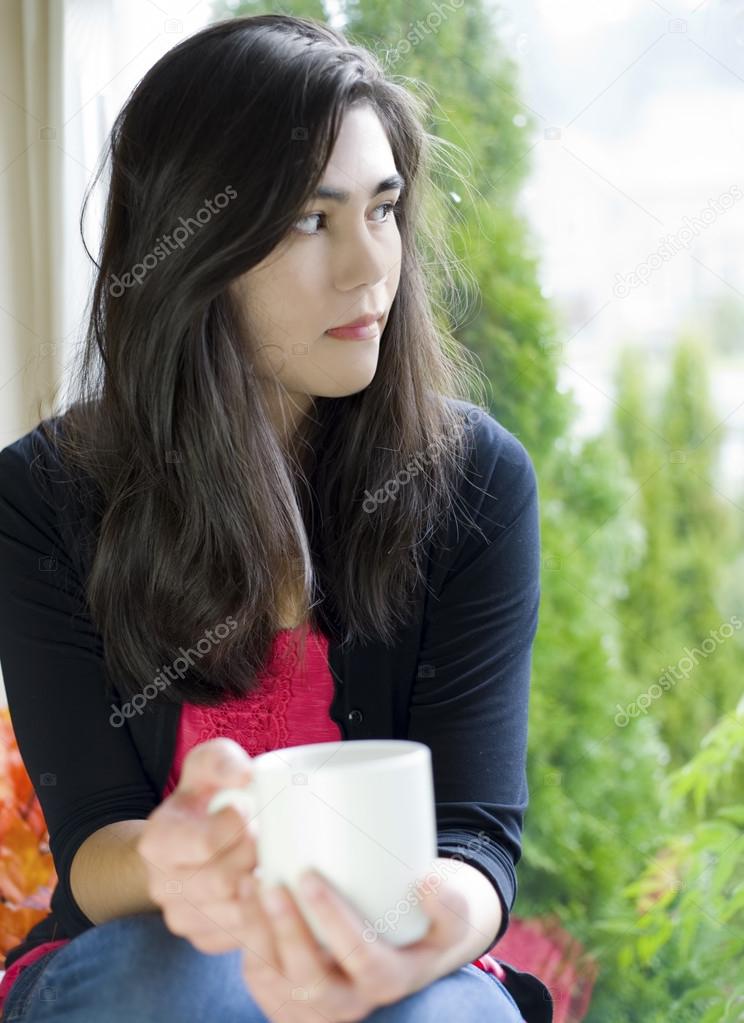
[207,739,437,948]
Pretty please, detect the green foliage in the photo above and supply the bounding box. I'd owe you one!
[613,339,743,764]
[209,2,744,1019]
[619,698,744,1019]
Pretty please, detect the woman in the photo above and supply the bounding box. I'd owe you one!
[0,13,551,1023]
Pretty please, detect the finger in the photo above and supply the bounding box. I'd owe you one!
[162,895,241,948]
[138,799,252,869]
[232,871,282,970]
[163,889,276,957]
[179,830,258,901]
[295,872,400,994]
[138,738,255,869]
[257,882,339,989]
[179,927,248,956]
[178,737,254,806]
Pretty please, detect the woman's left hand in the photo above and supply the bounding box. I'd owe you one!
[238,866,473,1022]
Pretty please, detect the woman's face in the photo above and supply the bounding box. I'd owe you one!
[230,103,403,432]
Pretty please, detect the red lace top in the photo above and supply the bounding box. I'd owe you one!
[161,623,341,797]
[0,624,501,1014]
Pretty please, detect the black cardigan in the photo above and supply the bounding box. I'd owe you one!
[0,400,540,974]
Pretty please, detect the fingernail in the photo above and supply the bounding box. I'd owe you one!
[261,886,287,916]
[299,872,324,900]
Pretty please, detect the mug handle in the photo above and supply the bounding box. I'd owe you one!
[206,784,264,883]
[207,783,327,945]
[206,785,258,821]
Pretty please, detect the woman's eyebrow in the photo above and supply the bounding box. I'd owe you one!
[311,173,406,203]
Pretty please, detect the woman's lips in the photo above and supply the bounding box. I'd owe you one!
[325,317,382,340]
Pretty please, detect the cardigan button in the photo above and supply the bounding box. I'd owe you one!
[347,708,364,724]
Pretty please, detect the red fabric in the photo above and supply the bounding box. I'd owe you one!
[1,623,494,1013]
[162,623,341,798]
[471,953,507,981]
[493,915,597,1023]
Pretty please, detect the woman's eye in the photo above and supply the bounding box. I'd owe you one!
[293,199,401,236]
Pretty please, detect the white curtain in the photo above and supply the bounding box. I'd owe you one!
[0,0,213,704]
[1,0,215,445]
[1,0,65,440]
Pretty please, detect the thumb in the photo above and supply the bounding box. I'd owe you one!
[176,737,254,810]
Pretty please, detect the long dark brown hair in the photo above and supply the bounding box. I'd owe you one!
[38,13,489,709]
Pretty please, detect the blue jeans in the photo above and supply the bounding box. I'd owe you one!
[2,911,524,1022]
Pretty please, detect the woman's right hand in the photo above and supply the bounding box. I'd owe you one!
[136,737,262,955]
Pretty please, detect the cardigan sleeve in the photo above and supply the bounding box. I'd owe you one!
[0,431,160,939]
[407,411,541,954]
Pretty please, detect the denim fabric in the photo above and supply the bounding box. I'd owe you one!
[1,912,524,1022]
[2,949,65,1021]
